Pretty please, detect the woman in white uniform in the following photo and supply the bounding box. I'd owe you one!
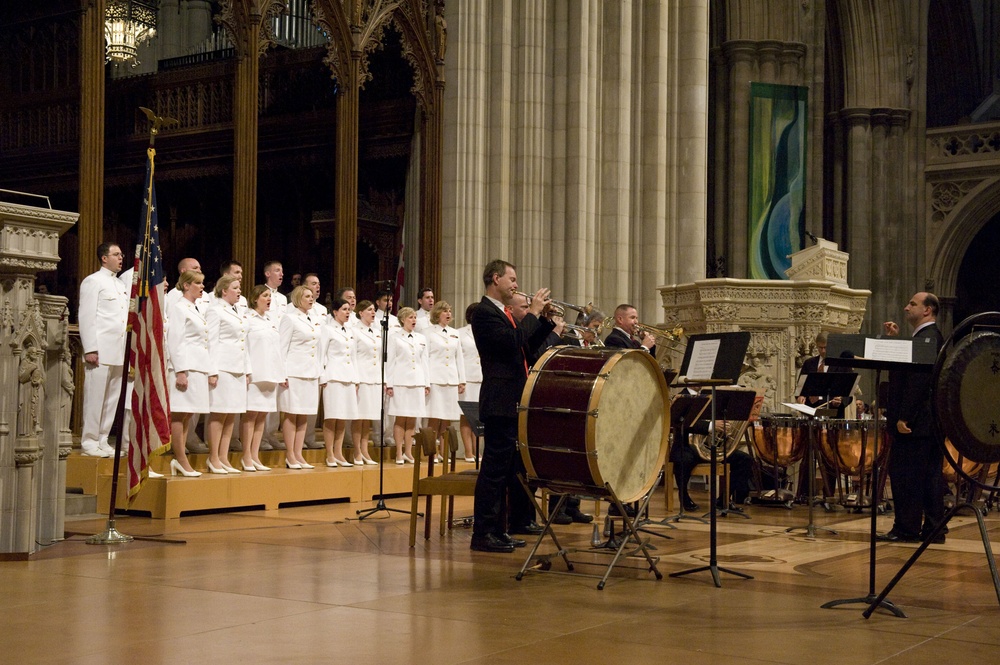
[240,284,283,471]
[278,286,322,469]
[205,275,249,474]
[166,270,217,476]
[350,300,380,465]
[424,301,466,462]
[458,302,482,462]
[385,307,429,464]
[320,298,359,466]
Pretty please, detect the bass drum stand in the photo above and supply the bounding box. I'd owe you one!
[515,476,663,590]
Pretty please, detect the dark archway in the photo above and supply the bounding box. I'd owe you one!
[954,212,1000,324]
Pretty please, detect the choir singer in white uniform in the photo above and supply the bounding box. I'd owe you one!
[205,275,250,474]
[385,307,429,464]
[277,286,321,469]
[241,284,283,471]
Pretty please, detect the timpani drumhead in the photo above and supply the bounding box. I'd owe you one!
[936,331,1000,464]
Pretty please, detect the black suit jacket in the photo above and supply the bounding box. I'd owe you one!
[887,323,944,438]
[798,354,853,416]
[471,297,555,419]
[604,328,656,356]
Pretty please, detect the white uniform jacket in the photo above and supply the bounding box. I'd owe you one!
[78,267,131,366]
[354,323,382,384]
[385,330,430,389]
[268,287,288,317]
[425,325,466,386]
[246,310,285,384]
[278,307,321,379]
[207,301,250,375]
[375,310,400,329]
[167,299,216,375]
[165,287,211,319]
[320,322,360,384]
[458,325,482,383]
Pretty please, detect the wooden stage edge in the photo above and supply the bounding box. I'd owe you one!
[67,450,454,520]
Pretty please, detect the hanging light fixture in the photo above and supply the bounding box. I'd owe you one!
[105,0,159,64]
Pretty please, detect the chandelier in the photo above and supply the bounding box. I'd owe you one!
[105,0,159,63]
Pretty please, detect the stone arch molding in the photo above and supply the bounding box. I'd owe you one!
[929,175,1000,298]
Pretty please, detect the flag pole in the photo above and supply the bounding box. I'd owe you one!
[86,109,173,545]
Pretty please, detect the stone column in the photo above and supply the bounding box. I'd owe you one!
[232,20,263,280]
[720,40,756,278]
[418,79,445,299]
[36,296,72,546]
[334,53,361,290]
[78,0,106,277]
[0,202,77,555]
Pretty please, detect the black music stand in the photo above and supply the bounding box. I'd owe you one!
[458,400,483,471]
[662,394,712,524]
[784,371,858,538]
[669,332,754,587]
[821,334,936,617]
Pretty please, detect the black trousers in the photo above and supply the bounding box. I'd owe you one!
[888,433,945,537]
[472,416,535,537]
[672,445,753,504]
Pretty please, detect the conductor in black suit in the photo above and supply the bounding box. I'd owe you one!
[878,292,946,544]
[470,260,555,553]
[603,303,656,352]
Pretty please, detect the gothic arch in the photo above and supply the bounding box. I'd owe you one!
[928,176,1000,298]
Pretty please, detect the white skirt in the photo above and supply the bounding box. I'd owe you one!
[247,381,278,413]
[426,383,461,420]
[357,383,382,420]
[389,385,426,418]
[322,381,360,420]
[462,381,481,404]
[169,370,210,414]
[278,377,319,415]
[209,371,247,414]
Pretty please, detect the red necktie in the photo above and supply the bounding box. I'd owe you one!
[504,306,529,377]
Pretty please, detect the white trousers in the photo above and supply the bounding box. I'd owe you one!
[81,363,124,446]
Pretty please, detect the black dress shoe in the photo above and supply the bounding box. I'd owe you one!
[608,504,637,518]
[497,533,527,548]
[510,521,545,535]
[470,533,515,553]
[876,530,920,543]
[550,511,573,525]
[682,498,699,512]
[920,531,947,544]
[567,508,593,524]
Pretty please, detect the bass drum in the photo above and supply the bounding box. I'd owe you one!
[751,415,808,468]
[519,347,669,503]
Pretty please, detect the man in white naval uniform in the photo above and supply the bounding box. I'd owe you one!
[78,243,132,457]
[209,260,249,309]
[302,273,329,449]
[414,287,435,332]
[261,259,288,450]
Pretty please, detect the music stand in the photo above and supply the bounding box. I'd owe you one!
[783,371,858,538]
[458,400,483,471]
[661,394,712,524]
[669,331,754,587]
[820,333,935,617]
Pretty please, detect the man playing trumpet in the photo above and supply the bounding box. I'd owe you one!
[470,260,555,553]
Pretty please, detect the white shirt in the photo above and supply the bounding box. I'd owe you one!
[246,310,285,384]
[458,324,482,383]
[414,308,432,332]
[375,309,400,329]
[267,286,288,315]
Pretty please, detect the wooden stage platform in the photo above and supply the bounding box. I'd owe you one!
[66,447,470,519]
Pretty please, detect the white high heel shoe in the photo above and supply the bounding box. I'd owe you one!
[252,460,271,471]
[299,460,314,469]
[285,460,302,469]
[170,459,202,477]
[241,461,257,472]
[206,460,229,474]
[221,462,241,474]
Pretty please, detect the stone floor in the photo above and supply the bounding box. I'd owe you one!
[3,488,999,664]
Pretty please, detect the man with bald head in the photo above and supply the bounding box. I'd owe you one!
[878,292,946,544]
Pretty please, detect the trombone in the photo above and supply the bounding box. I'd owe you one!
[634,322,686,351]
[514,291,594,318]
[562,322,605,347]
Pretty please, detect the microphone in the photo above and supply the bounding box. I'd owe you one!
[804,230,820,244]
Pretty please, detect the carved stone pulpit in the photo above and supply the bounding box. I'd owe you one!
[657,242,870,413]
[0,200,77,555]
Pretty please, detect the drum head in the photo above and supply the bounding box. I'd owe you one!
[592,350,668,502]
[936,331,1000,464]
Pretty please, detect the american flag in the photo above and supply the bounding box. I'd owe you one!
[127,146,171,502]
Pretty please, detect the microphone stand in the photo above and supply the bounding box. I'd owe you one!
[358,292,413,520]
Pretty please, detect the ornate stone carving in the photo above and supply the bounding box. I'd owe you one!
[929,179,981,224]
[17,343,44,437]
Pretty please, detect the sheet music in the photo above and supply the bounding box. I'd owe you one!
[687,338,721,380]
[864,338,912,363]
[782,401,817,417]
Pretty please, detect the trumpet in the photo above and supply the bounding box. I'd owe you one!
[562,322,605,347]
[514,291,594,318]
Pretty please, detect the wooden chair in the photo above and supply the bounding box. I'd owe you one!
[409,427,479,547]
